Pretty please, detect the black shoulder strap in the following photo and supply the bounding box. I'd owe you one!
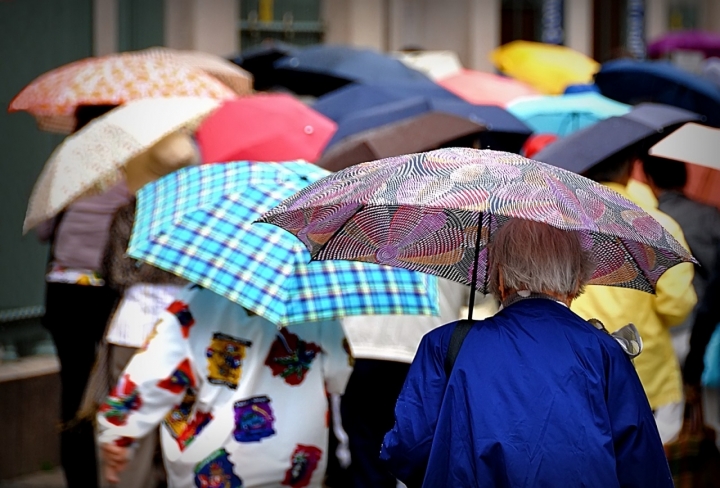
[444,320,473,378]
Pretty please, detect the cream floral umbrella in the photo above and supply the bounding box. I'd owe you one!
[23,96,221,233]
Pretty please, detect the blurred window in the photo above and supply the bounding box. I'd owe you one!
[593,0,629,62]
[668,0,701,30]
[239,0,325,49]
[501,0,545,45]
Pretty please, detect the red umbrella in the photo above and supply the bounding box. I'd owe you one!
[196,93,337,164]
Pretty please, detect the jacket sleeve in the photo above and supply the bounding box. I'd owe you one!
[380,329,447,486]
[653,215,697,328]
[606,346,674,487]
[97,287,197,447]
[319,320,353,396]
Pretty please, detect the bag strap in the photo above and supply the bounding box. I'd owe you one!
[444,320,473,378]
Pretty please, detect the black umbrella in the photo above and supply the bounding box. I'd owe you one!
[231,40,298,91]
[534,103,702,174]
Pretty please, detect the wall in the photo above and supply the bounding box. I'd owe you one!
[0,0,93,318]
[322,0,501,71]
[166,0,239,56]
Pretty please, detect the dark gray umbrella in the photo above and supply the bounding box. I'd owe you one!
[317,111,486,171]
[534,103,702,174]
[623,103,702,131]
[316,97,532,171]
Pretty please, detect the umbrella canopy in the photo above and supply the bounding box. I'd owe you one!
[313,80,461,123]
[533,103,702,174]
[649,122,720,209]
[272,45,431,97]
[317,99,486,171]
[702,57,720,88]
[23,97,220,232]
[320,97,531,168]
[129,160,439,326]
[195,93,336,164]
[622,102,702,131]
[650,122,720,171]
[491,41,600,95]
[136,46,254,95]
[9,52,237,133]
[595,59,720,127]
[393,50,464,80]
[259,148,694,298]
[507,92,630,136]
[329,97,531,148]
[437,69,539,107]
[231,40,299,91]
[648,30,720,59]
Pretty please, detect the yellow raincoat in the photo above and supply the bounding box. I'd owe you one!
[571,182,697,410]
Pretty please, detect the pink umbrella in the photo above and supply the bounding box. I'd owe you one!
[437,69,539,107]
[195,93,337,164]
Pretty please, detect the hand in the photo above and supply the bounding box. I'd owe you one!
[101,443,129,484]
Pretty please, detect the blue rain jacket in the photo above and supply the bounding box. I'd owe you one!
[381,298,673,487]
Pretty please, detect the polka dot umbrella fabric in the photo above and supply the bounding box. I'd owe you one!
[9,52,238,133]
[259,148,696,294]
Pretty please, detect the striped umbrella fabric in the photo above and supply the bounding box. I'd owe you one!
[259,148,695,295]
[129,160,439,326]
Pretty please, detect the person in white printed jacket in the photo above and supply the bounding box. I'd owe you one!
[97,285,353,488]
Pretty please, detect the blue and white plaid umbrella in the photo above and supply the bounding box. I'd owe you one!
[128,160,439,326]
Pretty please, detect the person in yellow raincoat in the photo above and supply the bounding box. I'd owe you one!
[572,153,697,445]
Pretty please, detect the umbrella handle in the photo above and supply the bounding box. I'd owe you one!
[467,212,484,321]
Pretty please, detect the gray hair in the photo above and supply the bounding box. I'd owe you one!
[487,219,596,301]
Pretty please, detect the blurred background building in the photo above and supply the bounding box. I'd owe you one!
[1,0,719,480]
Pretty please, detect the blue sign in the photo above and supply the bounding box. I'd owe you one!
[542,0,564,45]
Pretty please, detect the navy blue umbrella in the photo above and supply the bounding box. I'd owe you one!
[595,59,720,127]
[534,103,702,174]
[231,40,299,91]
[272,45,431,96]
[313,81,462,122]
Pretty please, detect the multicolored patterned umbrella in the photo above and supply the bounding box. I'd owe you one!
[9,52,238,133]
[129,160,439,326]
[259,148,695,298]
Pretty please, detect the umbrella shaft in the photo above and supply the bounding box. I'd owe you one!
[467,212,483,321]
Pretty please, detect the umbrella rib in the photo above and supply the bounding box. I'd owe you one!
[467,211,484,321]
[606,233,657,295]
[308,203,366,261]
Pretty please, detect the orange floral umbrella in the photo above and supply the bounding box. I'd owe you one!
[437,69,539,107]
[9,52,238,133]
[134,47,254,96]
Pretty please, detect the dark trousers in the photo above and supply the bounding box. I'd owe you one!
[42,282,118,488]
[341,359,411,488]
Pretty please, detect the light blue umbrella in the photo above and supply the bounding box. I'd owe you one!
[507,92,630,136]
[128,160,439,326]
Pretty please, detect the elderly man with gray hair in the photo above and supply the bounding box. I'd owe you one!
[381,218,672,487]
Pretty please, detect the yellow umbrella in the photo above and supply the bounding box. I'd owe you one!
[491,41,600,95]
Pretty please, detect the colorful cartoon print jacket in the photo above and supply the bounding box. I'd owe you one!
[97,285,353,488]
